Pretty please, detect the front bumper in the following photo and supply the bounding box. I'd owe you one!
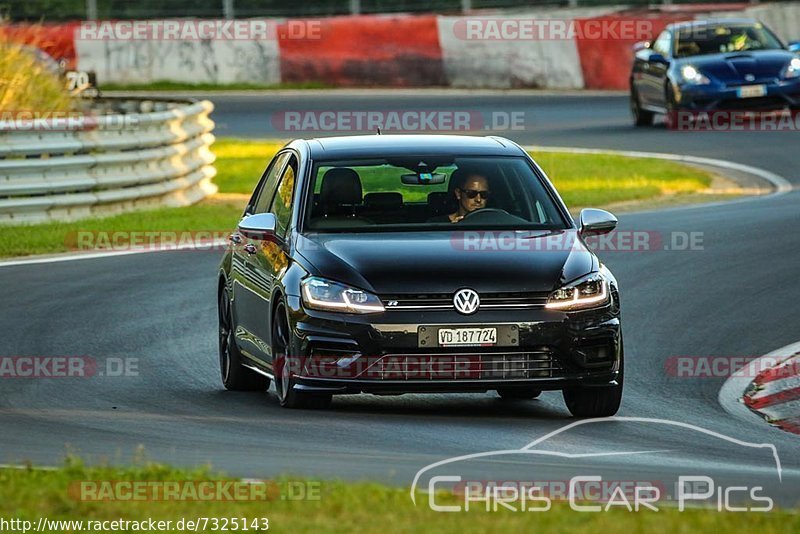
[283,295,622,395]
[677,78,800,110]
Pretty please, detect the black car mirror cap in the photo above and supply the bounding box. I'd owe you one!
[238,213,278,240]
[579,208,618,237]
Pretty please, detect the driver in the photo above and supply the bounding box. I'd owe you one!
[432,171,491,223]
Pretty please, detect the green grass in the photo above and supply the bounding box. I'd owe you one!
[0,138,716,258]
[533,151,712,207]
[0,34,75,113]
[0,199,245,258]
[0,462,796,533]
[102,81,332,92]
[213,139,286,194]
[214,140,712,204]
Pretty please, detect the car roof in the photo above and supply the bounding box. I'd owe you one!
[667,18,761,32]
[290,134,526,160]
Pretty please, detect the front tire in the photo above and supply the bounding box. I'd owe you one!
[562,340,624,418]
[219,290,269,391]
[631,87,654,127]
[272,299,332,409]
[664,84,679,129]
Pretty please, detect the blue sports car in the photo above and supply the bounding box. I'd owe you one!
[630,19,800,126]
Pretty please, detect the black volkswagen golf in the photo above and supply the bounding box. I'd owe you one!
[218,135,623,417]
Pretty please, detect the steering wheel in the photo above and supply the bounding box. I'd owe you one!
[461,208,512,221]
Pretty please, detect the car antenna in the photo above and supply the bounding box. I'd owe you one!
[376,127,381,135]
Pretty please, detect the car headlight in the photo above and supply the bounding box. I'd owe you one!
[301,277,385,314]
[546,273,609,310]
[680,65,711,85]
[783,57,800,79]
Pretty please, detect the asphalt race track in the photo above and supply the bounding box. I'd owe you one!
[2,93,799,505]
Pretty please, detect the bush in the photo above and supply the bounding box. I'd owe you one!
[0,26,74,112]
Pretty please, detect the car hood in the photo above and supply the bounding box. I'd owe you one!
[680,50,795,83]
[295,230,596,295]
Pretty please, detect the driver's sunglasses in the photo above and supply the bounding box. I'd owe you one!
[460,188,491,199]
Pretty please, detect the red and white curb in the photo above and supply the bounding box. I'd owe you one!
[719,341,800,436]
[744,349,800,435]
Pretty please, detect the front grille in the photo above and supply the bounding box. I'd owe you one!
[382,292,549,311]
[356,351,561,380]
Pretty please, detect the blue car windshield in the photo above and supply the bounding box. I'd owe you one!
[303,156,569,232]
[674,23,784,58]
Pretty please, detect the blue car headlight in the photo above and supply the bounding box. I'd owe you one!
[680,65,711,85]
[783,57,800,79]
[301,276,385,314]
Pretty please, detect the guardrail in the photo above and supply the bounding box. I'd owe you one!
[0,98,217,224]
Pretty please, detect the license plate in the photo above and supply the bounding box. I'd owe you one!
[437,327,497,347]
[737,84,767,98]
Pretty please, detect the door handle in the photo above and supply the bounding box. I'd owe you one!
[243,243,257,255]
[229,233,243,244]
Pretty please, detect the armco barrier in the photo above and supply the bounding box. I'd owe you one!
[0,99,217,224]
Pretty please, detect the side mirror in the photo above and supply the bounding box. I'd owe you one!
[647,52,668,64]
[238,213,277,240]
[788,41,800,54]
[579,208,617,237]
[633,40,650,52]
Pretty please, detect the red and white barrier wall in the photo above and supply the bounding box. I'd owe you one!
[7,3,800,90]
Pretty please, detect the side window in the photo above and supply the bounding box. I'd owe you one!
[247,152,290,215]
[270,156,298,237]
[652,31,672,56]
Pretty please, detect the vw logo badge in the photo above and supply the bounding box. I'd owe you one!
[744,74,755,82]
[453,288,480,315]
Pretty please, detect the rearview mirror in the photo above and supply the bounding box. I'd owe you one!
[401,172,447,185]
[238,213,277,240]
[579,208,617,237]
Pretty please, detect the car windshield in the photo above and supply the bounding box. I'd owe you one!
[303,156,569,232]
[674,23,784,58]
